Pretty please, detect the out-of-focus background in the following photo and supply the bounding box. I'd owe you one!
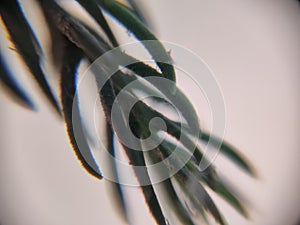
[0,0,300,225]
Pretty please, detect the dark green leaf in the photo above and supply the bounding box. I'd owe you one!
[126,0,151,27]
[200,168,248,218]
[105,125,129,222]
[75,0,164,80]
[176,169,226,225]
[200,132,256,176]
[119,145,167,225]
[147,145,207,224]
[105,87,167,224]
[164,179,196,225]
[76,0,119,47]
[117,115,167,225]
[60,39,103,179]
[213,180,248,218]
[41,0,165,83]
[160,140,248,218]
[40,0,111,61]
[121,94,203,164]
[159,142,226,224]
[40,0,66,70]
[106,70,196,127]
[147,149,196,225]
[0,54,35,109]
[0,0,61,115]
[96,0,176,82]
